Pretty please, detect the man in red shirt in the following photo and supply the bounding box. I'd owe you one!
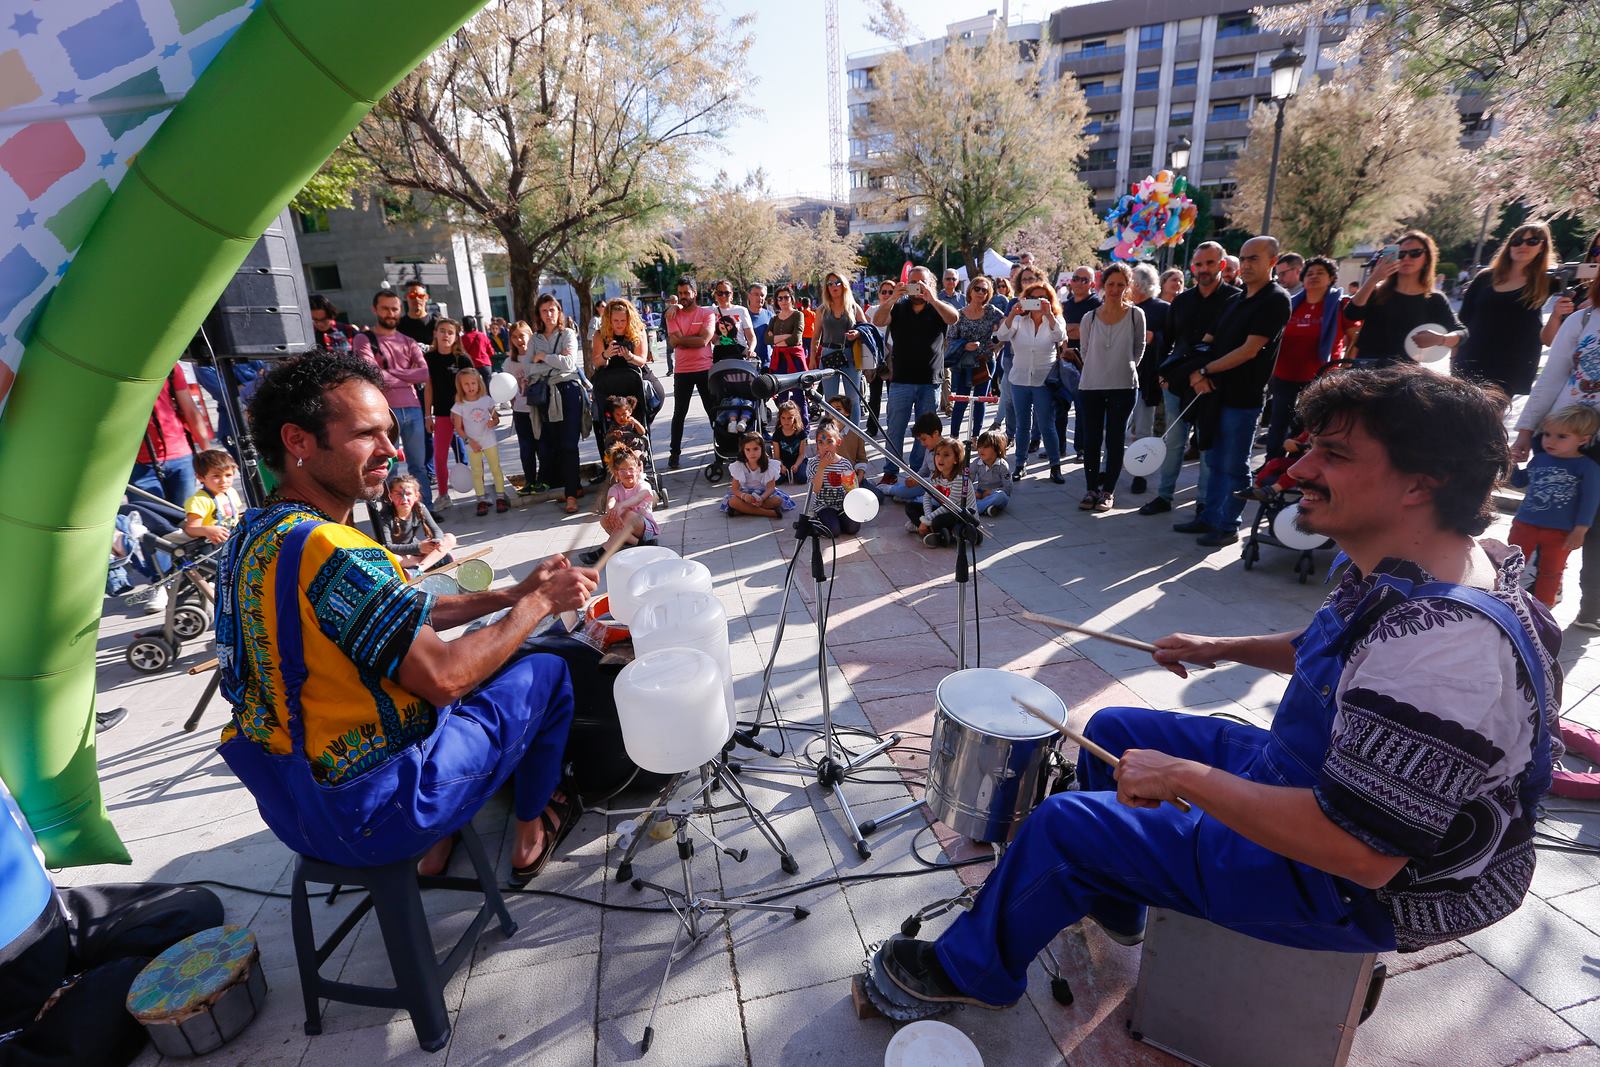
[665,277,716,468]
[132,362,212,506]
[352,290,435,507]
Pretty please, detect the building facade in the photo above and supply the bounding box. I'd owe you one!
[847,1,1488,238]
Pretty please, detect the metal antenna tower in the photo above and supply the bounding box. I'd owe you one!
[825,0,845,202]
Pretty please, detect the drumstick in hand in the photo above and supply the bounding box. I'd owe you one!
[1022,611,1158,654]
[1013,697,1192,813]
[406,546,492,587]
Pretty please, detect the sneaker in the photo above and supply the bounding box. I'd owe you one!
[578,546,604,566]
[924,531,949,547]
[496,496,510,513]
[982,504,1001,517]
[476,501,490,517]
[1079,492,1098,511]
[1173,518,1211,534]
[1139,496,1172,515]
[1197,529,1239,547]
[879,472,899,486]
[436,494,452,510]
[905,520,921,535]
[1085,908,1147,947]
[1095,491,1114,512]
[880,938,1011,1010]
[1129,476,1147,494]
[142,586,169,614]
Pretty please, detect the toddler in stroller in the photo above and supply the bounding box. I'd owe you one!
[704,346,768,484]
[597,393,666,506]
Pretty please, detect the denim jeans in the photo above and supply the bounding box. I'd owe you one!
[1156,389,1207,505]
[995,370,1016,438]
[1011,384,1059,470]
[129,457,197,509]
[392,405,433,508]
[948,364,990,441]
[1200,404,1259,532]
[882,383,938,477]
[976,489,1010,514]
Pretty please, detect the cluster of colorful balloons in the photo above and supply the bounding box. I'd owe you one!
[1103,170,1199,261]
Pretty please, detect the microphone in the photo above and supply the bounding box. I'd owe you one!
[751,367,836,400]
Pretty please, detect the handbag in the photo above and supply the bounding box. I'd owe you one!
[523,376,550,409]
[819,343,850,371]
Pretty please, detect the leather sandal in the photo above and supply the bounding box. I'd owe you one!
[509,790,582,885]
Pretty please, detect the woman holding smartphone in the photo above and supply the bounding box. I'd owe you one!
[1453,223,1553,398]
[1541,228,1600,347]
[1345,230,1463,366]
[996,281,1068,483]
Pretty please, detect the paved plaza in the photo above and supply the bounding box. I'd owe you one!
[73,350,1600,1066]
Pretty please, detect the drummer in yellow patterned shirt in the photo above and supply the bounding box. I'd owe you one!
[214,352,594,882]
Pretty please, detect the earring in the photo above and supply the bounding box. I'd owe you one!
[296,456,304,468]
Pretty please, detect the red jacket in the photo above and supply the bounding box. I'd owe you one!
[461,331,494,368]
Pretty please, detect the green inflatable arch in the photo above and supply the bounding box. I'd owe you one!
[0,0,486,867]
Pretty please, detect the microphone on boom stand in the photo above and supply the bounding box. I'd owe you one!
[750,368,837,402]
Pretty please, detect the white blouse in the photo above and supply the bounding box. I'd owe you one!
[997,312,1067,388]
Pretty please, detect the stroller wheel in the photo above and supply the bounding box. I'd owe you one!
[171,604,211,640]
[126,634,176,675]
[704,461,726,484]
[1242,541,1258,569]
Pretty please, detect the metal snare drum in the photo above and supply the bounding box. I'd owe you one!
[925,669,1064,842]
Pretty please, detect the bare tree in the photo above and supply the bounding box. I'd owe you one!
[1258,0,1600,219]
[550,209,675,346]
[331,0,750,317]
[680,172,793,290]
[1010,205,1106,282]
[783,209,863,286]
[859,6,1093,276]
[1229,76,1461,255]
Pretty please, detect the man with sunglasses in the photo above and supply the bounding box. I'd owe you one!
[941,268,967,311]
[214,351,596,884]
[396,279,438,347]
[1057,266,1101,458]
[871,266,960,484]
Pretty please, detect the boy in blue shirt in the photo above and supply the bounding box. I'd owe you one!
[1509,404,1600,607]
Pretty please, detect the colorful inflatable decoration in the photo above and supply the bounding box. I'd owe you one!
[1102,170,1198,262]
[0,0,487,868]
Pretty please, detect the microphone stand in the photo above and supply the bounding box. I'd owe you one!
[732,374,989,857]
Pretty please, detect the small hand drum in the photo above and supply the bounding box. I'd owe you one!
[126,925,267,1058]
[1404,323,1450,365]
[1124,437,1167,478]
[1272,503,1329,551]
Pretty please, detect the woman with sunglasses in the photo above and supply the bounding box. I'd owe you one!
[1345,230,1464,367]
[1541,227,1600,347]
[1452,223,1554,398]
[864,281,899,432]
[817,270,867,422]
[945,276,1003,440]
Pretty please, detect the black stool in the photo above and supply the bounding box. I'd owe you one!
[289,824,516,1053]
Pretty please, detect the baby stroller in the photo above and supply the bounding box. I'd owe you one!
[592,357,668,506]
[123,533,226,674]
[1238,367,1347,583]
[703,349,767,484]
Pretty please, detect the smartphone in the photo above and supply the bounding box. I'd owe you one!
[1577,263,1598,282]
[1018,297,1042,311]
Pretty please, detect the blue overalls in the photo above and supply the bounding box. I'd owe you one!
[935,573,1552,1007]
[217,517,576,867]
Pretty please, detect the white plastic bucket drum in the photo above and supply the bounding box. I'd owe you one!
[632,589,737,731]
[615,648,730,774]
[604,545,679,625]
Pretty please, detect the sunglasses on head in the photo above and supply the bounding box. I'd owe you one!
[1508,235,1544,248]
[1396,248,1426,260]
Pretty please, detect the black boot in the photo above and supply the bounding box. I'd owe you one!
[1049,464,1066,484]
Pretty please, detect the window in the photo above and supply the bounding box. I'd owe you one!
[297,209,330,234]
[1217,13,1256,37]
[1209,98,1249,121]
[1072,37,1121,58]
[1130,147,1154,172]
[1084,146,1118,170]
[849,137,868,158]
[1365,2,1386,16]
[1177,17,1203,40]
[1138,24,1165,50]
[1082,79,1120,97]
[1461,112,1491,134]
[1135,66,1160,92]
[1172,61,1198,86]
[1323,6,1351,25]
[1318,45,1341,69]
[848,102,870,124]
[1133,105,1156,130]
[306,263,342,291]
[1169,107,1194,126]
[1084,112,1118,135]
[380,196,407,224]
[848,68,873,92]
[1212,62,1253,81]
[1201,138,1245,163]
[1201,179,1238,200]
[1017,39,1039,62]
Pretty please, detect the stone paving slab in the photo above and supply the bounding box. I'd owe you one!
[70,347,1600,1065]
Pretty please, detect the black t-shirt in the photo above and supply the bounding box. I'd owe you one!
[397,312,438,346]
[425,349,474,416]
[1207,283,1293,409]
[1135,296,1172,391]
[1062,294,1101,351]
[1165,282,1240,369]
[1343,289,1461,365]
[887,300,948,385]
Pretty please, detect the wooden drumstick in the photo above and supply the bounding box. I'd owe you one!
[1013,697,1192,813]
[1021,611,1159,654]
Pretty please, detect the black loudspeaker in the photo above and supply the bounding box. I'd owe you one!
[202,209,312,356]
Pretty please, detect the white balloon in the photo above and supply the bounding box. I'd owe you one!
[1273,503,1328,551]
[488,371,520,403]
[1404,323,1451,365]
[1124,437,1167,478]
[843,486,881,523]
[448,463,474,495]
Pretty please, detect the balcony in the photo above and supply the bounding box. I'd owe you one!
[1082,83,1122,98]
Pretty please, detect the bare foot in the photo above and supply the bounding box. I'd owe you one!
[418,835,455,876]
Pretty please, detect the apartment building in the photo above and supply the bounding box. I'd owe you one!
[847,1,1489,237]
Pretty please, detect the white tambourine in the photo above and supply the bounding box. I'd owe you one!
[1404,323,1451,364]
[1273,503,1329,551]
[1124,437,1167,478]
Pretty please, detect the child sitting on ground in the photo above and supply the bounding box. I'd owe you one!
[969,431,1013,517]
[182,448,245,544]
[822,396,871,482]
[451,365,512,516]
[906,437,977,548]
[771,400,809,485]
[807,422,861,537]
[582,444,659,563]
[1507,404,1600,608]
[372,473,457,574]
[881,412,944,503]
[724,431,795,518]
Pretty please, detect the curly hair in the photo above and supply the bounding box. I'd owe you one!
[247,351,382,474]
[597,298,645,350]
[1296,365,1508,536]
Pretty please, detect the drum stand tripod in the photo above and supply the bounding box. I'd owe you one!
[733,378,990,859]
[628,798,809,1054]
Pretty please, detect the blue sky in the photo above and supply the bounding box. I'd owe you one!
[704,0,1059,197]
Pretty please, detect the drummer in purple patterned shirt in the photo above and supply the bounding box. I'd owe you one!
[881,364,1560,1010]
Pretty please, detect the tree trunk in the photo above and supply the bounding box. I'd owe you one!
[503,229,540,324]
[570,276,595,348]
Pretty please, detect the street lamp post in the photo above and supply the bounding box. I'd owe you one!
[1261,43,1306,234]
[1164,136,1192,269]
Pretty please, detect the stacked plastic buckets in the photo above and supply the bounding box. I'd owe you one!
[607,549,737,776]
